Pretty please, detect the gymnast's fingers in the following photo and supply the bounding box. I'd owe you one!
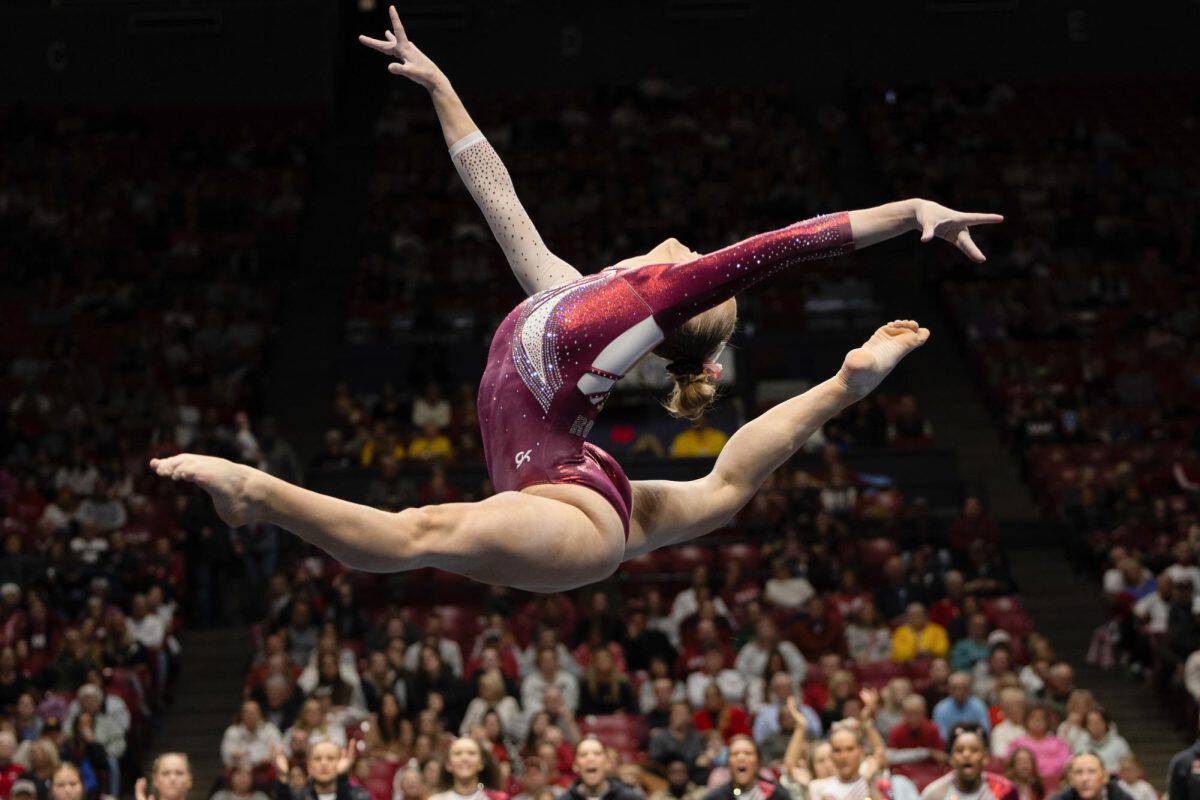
[963,212,1004,225]
[358,34,394,55]
[956,229,986,263]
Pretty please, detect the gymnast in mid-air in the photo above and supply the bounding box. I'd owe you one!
[151,7,1003,592]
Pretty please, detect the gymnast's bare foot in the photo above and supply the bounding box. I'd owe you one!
[837,319,930,398]
[149,453,265,527]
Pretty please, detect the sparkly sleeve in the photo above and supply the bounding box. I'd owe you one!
[620,212,855,330]
[449,131,583,296]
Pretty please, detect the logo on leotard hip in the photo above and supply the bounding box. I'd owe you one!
[514,449,533,468]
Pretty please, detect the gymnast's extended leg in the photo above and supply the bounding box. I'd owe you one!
[148,456,624,592]
[624,319,930,557]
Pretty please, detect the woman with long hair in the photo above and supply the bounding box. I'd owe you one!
[429,738,504,800]
[136,753,194,800]
[1005,747,1045,800]
[461,671,521,745]
[577,650,635,716]
[153,9,1000,593]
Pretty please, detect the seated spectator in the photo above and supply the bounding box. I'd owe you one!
[887,696,946,778]
[520,628,581,679]
[284,699,347,754]
[1071,709,1130,772]
[1055,691,1097,752]
[669,424,728,459]
[64,685,124,796]
[510,758,561,800]
[1037,664,1075,717]
[212,765,270,800]
[818,671,860,731]
[404,617,465,678]
[649,702,709,781]
[702,736,792,800]
[522,648,580,714]
[790,598,846,661]
[412,383,451,432]
[949,615,992,672]
[431,737,504,800]
[752,672,822,743]
[222,700,283,772]
[892,604,949,663]
[578,650,636,716]
[972,643,1016,703]
[47,764,85,800]
[1006,706,1070,788]
[622,611,676,675]
[362,692,409,760]
[693,683,751,743]
[461,669,522,741]
[408,422,453,461]
[990,687,1028,759]
[56,718,107,799]
[932,673,990,741]
[687,644,747,708]
[763,560,815,611]
[1115,755,1155,800]
[874,678,914,738]
[735,618,807,682]
[1006,748,1045,800]
[18,737,61,800]
[641,664,686,719]
[1049,753,1134,800]
[845,603,892,664]
[649,759,703,800]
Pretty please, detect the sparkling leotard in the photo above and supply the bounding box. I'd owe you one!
[450,132,855,532]
[475,214,855,533]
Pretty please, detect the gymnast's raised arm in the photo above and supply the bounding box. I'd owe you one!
[359,7,582,296]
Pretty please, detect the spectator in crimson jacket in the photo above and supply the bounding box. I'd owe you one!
[693,683,751,742]
[790,597,846,660]
[888,696,948,779]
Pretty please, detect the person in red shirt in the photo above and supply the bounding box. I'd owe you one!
[0,730,24,799]
[887,695,948,781]
[790,597,846,660]
[692,682,751,742]
[929,570,967,630]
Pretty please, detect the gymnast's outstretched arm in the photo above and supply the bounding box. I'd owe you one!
[359,8,581,296]
[625,320,930,557]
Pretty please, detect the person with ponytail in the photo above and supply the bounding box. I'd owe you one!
[154,7,1003,594]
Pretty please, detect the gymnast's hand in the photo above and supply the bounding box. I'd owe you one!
[358,6,446,91]
[913,199,1004,263]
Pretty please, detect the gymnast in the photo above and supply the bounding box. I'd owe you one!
[150,8,1002,592]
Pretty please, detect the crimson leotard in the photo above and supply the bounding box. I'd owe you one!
[476,212,855,533]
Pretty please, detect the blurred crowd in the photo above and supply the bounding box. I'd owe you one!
[0,109,317,797]
[859,81,1199,730]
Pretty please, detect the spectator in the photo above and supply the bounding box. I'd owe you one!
[687,645,746,708]
[920,724,1017,800]
[649,702,708,780]
[1048,753,1133,800]
[648,759,703,800]
[874,678,914,738]
[887,696,947,777]
[669,424,728,459]
[735,619,806,682]
[972,643,1016,704]
[932,673,990,741]
[412,384,451,433]
[1114,755,1155,800]
[790,598,846,661]
[408,422,453,461]
[1006,707,1070,788]
[65,685,124,796]
[0,732,23,798]
[763,561,816,611]
[751,673,822,742]
[18,738,59,800]
[212,765,270,800]
[641,670,685,721]
[1005,748,1044,800]
[806,728,868,800]
[222,700,284,772]
[430,738,501,800]
[1037,664,1075,717]
[701,736,792,800]
[48,764,84,800]
[404,617,465,678]
[461,670,522,740]
[892,604,949,662]
[277,740,368,800]
[693,683,751,743]
[949,615,992,672]
[560,739,640,800]
[10,780,39,800]
[522,648,580,714]
[846,604,892,665]
[1071,709,1130,772]
[511,759,559,800]
[285,699,347,753]
[990,687,1028,758]
[578,650,636,716]
[141,753,194,800]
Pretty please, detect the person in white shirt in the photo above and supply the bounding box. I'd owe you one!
[1133,574,1172,635]
[735,618,807,683]
[127,594,166,649]
[520,647,579,713]
[989,686,1028,758]
[1101,547,1129,598]
[411,383,452,431]
[686,644,747,708]
[220,700,283,769]
[808,727,870,800]
[403,617,465,677]
[763,559,816,610]
[518,627,581,678]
